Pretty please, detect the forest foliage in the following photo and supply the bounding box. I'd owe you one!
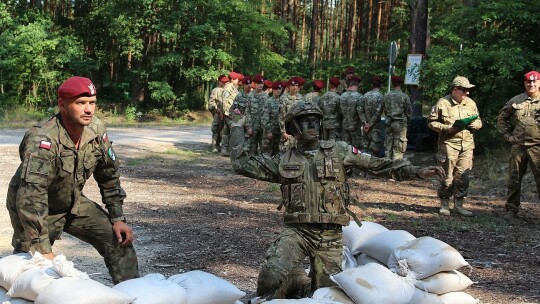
[0,0,540,131]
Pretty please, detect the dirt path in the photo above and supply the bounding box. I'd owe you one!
[1,126,539,303]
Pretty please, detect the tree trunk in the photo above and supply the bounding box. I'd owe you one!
[408,0,428,117]
[308,0,319,69]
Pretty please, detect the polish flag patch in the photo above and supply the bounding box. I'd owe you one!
[102,133,109,143]
[39,140,51,150]
[352,146,359,154]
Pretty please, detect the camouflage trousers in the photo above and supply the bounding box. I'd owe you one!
[7,195,139,284]
[362,126,384,157]
[436,145,473,200]
[257,224,342,299]
[249,128,263,155]
[342,129,361,148]
[385,121,408,161]
[220,116,232,154]
[211,113,224,151]
[506,144,540,213]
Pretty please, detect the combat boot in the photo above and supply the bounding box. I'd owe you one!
[454,198,473,217]
[439,198,450,216]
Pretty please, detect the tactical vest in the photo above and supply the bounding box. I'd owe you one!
[278,140,350,226]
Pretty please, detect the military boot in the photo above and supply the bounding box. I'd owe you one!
[439,198,450,216]
[454,198,473,217]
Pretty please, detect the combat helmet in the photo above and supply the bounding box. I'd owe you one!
[284,101,323,134]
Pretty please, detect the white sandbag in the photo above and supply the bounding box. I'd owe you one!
[331,263,415,304]
[264,299,327,304]
[312,286,355,304]
[409,288,443,304]
[355,253,385,267]
[388,237,469,280]
[439,291,479,304]
[51,254,88,279]
[342,221,388,255]
[35,277,134,304]
[7,266,60,301]
[1,286,39,304]
[358,230,416,265]
[341,246,358,270]
[168,270,245,304]
[0,253,32,290]
[113,273,187,304]
[413,270,473,295]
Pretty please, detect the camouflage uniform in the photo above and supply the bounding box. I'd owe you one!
[304,92,321,108]
[230,102,427,299]
[320,91,342,141]
[359,89,384,157]
[339,90,362,147]
[383,89,412,160]
[246,91,267,155]
[6,115,138,284]
[337,78,349,95]
[219,82,239,155]
[261,96,281,155]
[428,95,482,205]
[278,92,304,151]
[209,86,224,152]
[497,92,540,214]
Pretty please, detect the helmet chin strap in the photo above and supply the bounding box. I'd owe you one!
[293,119,303,136]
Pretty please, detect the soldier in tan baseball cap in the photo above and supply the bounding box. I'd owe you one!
[451,76,475,89]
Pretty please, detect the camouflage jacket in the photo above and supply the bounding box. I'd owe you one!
[339,90,362,131]
[304,92,321,109]
[279,92,304,134]
[337,78,349,95]
[246,91,267,131]
[231,138,422,226]
[383,89,411,123]
[230,90,251,122]
[428,95,482,151]
[359,89,383,126]
[320,91,342,130]
[497,93,540,146]
[209,86,223,112]
[7,115,126,253]
[220,82,239,117]
[262,96,281,134]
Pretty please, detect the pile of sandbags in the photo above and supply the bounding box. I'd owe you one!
[329,221,479,304]
[0,253,245,304]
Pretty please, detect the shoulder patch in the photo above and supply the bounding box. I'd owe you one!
[102,132,109,143]
[107,147,116,161]
[39,140,51,150]
[351,146,359,154]
[430,106,436,114]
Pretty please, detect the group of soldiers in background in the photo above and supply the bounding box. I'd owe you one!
[208,67,412,161]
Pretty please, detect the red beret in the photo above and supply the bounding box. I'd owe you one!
[345,67,355,74]
[272,82,282,90]
[281,81,289,88]
[329,77,340,87]
[524,71,540,81]
[253,75,264,84]
[391,75,404,84]
[349,75,361,83]
[297,77,306,86]
[242,75,252,85]
[229,71,244,80]
[264,80,273,88]
[219,75,229,82]
[288,77,299,85]
[313,80,325,90]
[372,76,383,83]
[58,76,96,99]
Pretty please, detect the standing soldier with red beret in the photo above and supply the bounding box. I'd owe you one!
[246,75,267,155]
[498,70,540,219]
[339,75,362,148]
[261,81,284,155]
[359,76,385,157]
[383,76,412,161]
[337,67,355,95]
[320,77,342,141]
[6,76,139,284]
[219,72,243,156]
[279,77,305,151]
[304,80,325,108]
[209,75,229,153]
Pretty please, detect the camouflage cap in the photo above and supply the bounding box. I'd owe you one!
[451,76,475,88]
